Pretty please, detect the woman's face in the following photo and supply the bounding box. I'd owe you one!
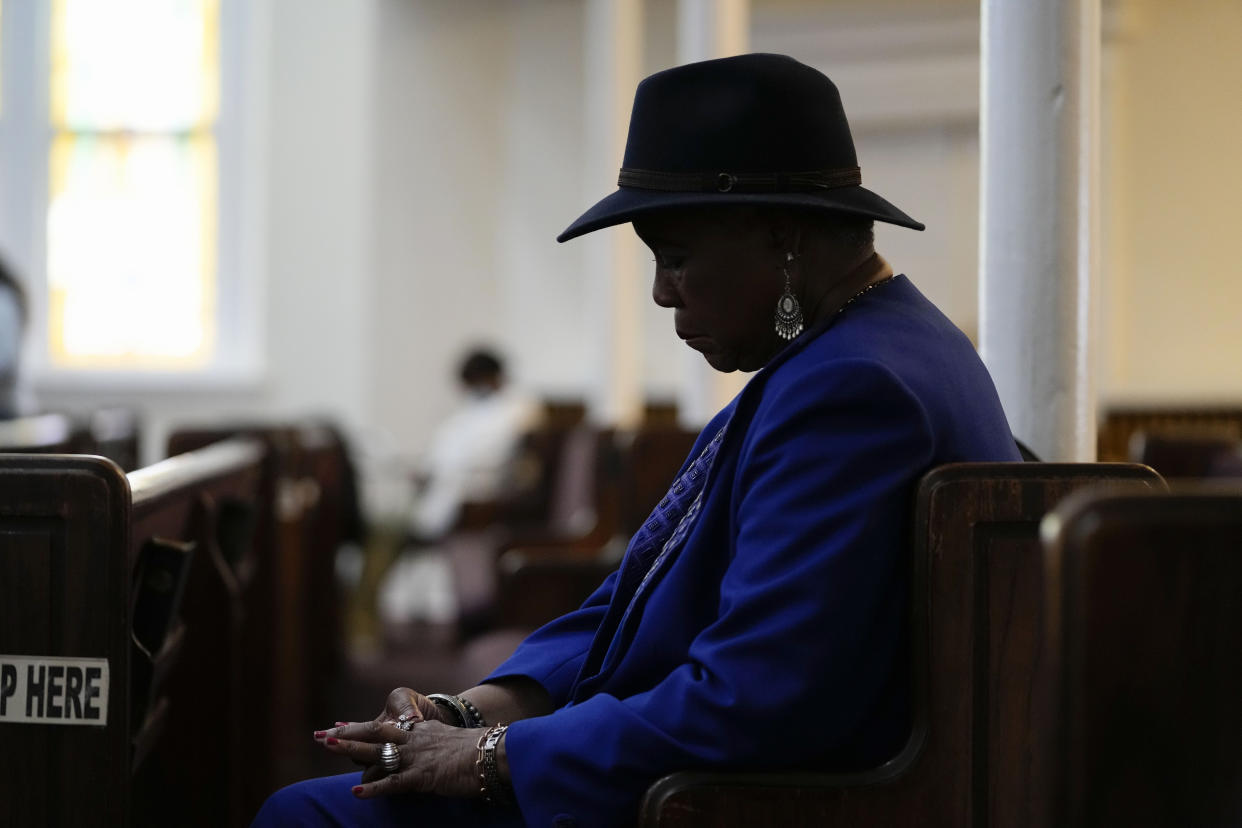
[633,209,783,373]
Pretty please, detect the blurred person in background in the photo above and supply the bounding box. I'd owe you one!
[355,347,542,638]
[408,348,544,543]
[0,256,34,420]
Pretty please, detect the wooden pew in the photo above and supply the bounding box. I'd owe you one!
[638,462,1163,828]
[1098,406,1242,462]
[484,422,700,633]
[1043,487,1242,827]
[452,424,624,638]
[1132,431,1242,479]
[167,423,360,809]
[443,424,698,684]
[70,407,142,472]
[0,437,266,828]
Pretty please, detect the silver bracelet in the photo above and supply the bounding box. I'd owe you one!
[426,693,469,726]
[475,723,513,807]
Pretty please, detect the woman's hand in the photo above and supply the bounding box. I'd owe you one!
[316,718,483,799]
[372,686,455,728]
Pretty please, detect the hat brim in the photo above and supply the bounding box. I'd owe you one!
[557,185,924,243]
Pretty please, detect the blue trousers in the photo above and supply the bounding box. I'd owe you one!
[250,772,526,827]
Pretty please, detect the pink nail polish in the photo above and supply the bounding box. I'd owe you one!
[313,731,326,739]
[326,737,339,745]
[335,721,349,727]
[352,786,364,796]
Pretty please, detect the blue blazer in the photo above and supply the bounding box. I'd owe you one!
[486,276,1021,828]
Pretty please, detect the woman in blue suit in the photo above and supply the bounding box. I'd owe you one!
[254,53,1020,828]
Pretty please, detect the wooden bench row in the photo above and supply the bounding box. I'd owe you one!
[4,440,1239,826]
[0,424,356,827]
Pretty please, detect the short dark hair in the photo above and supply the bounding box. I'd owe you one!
[820,213,875,254]
[459,348,504,386]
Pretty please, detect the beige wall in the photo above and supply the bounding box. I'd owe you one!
[1103,0,1242,403]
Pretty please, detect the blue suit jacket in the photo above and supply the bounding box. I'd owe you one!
[485,276,1020,828]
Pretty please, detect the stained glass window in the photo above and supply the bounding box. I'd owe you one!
[47,0,219,370]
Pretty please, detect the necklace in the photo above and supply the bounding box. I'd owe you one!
[835,275,896,317]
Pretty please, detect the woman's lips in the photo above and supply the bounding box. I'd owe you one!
[678,333,715,351]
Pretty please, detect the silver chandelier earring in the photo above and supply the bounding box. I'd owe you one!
[774,252,804,340]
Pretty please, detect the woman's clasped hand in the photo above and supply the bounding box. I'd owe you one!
[312,687,480,799]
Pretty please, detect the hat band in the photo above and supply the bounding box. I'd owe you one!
[618,166,861,194]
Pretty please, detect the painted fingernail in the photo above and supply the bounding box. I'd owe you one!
[326,737,339,745]
[336,721,349,727]
[352,786,364,796]
[313,731,327,739]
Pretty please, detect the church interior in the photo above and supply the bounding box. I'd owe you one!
[2,0,1241,825]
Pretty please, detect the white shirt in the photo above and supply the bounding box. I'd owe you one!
[409,387,543,538]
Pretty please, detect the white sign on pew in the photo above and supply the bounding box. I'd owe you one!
[0,655,108,725]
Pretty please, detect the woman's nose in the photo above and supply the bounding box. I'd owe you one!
[652,270,680,308]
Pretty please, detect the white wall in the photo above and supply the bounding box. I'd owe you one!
[369,0,513,459]
[1101,0,1242,404]
[494,1,592,402]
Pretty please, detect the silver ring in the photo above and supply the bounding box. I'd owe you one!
[396,719,414,732]
[379,741,400,774]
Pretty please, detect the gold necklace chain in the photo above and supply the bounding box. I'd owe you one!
[835,274,896,317]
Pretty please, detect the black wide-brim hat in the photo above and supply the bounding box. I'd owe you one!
[558,53,924,243]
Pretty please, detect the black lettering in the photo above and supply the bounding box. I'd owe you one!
[83,667,102,720]
[65,667,83,719]
[0,664,15,716]
[46,665,64,718]
[26,665,45,718]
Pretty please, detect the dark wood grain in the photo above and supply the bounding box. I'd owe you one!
[0,454,130,827]
[639,462,1164,828]
[1044,487,1242,828]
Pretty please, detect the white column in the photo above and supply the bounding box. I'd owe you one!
[582,0,644,428]
[675,0,751,429]
[978,0,1100,461]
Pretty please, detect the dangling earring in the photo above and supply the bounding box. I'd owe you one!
[774,252,804,340]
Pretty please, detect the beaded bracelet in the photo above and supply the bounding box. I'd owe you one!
[427,693,486,728]
[459,695,486,728]
[475,723,513,807]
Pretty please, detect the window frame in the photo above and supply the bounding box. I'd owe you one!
[0,0,267,393]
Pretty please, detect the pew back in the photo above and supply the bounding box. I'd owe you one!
[167,423,359,808]
[640,462,1164,828]
[0,454,130,826]
[1044,487,1242,828]
[0,438,266,828]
